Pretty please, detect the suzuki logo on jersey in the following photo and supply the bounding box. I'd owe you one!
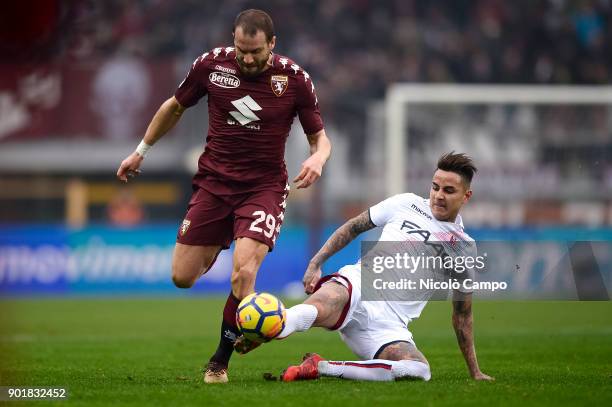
[271,75,288,96]
[209,72,240,88]
[229,95,262,126]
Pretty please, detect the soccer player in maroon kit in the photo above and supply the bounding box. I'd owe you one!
[116,9,331,383]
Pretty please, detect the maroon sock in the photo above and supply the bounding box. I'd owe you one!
[209,292,241,366]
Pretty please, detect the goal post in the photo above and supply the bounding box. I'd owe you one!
[385,84,612,196]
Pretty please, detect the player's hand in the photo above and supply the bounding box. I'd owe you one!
[472,371,495,381]
[303,262,322,294]
[293,153,324,189]
[116,152,144,182]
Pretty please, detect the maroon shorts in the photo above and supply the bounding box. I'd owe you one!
[176,184,289,251]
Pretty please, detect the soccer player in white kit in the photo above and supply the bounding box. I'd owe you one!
[236,152,493,382]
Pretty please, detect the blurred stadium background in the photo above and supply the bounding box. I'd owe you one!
[1,0,611,297]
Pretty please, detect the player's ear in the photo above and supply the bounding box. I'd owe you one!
[269,35,276,50]
[463,189,472,203]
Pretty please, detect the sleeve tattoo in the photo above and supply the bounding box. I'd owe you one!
[310,210,376,266]
[452,293,480,375]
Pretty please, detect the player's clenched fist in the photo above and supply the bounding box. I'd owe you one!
[116,152,144,182]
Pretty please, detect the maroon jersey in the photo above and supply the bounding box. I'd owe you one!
[175,46,324,193]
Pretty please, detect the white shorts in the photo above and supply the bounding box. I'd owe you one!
[321,264,415,360]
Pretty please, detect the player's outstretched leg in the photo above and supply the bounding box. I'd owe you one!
[280,354,430,382]
[234,302,319,355]
[282,341,431,382]
[234,279,349,355]
[281,353,325,382]
[320,341,430,381]
[317,359,431,381]
[279,279,349,337]
[234,303,317,355]
[276,303,319,338]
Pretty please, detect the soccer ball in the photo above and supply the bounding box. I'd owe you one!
[236,292,286,343]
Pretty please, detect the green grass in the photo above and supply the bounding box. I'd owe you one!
[0,299,611,406]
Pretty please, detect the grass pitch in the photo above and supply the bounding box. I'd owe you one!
[0,298,611,406]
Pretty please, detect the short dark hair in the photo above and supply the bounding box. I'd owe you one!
[233,9,275,42]
[437,152,477,185]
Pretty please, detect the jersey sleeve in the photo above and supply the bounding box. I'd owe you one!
[369,194,406,226]
[295,70,324,135]
[174,53,210,108]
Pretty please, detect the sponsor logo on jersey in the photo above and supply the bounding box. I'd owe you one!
[400,220,447,257]
[180,219,191,236]
[209,71,240,88]
[229,95,262,126]
[227,117,260,130]
[214,65,236,74]
[410,203,433,220]
[271,75,288,96]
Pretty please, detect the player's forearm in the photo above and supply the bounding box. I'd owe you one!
[452,307,482,376]
[307,130,331,163]
[310,210,375,267]
[142,97,186,146]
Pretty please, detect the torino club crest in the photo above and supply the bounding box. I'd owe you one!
[271,75,288,97]
[180,219,191,236]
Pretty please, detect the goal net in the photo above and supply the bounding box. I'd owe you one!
[378,85,612,227]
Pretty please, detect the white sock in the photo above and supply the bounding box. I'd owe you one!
[277,304,318,339]
[318,360,393,381]
[391,360,431,381]
[318,359,431,381]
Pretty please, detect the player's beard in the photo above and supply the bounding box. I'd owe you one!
[237,55,270,77]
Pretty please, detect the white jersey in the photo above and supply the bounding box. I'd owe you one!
[369,193,470,243]
[359,193,476,326]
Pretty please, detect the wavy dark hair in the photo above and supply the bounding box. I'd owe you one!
[437,152,477,186]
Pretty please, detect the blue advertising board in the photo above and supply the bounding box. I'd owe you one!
[0,224,350,296]
[1,224,610,296]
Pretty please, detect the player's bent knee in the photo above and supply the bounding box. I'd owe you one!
[305,282,349,328]
[171,265,197,289]
[310,300,326,316]
[171,244,221,289]
[304,297,343,329]
[172,274,195,289]
[172,275,194,289]
[309,299,331,322]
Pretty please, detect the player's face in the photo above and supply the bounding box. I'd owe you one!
[233,26,275,77]
[429,169,472,222]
